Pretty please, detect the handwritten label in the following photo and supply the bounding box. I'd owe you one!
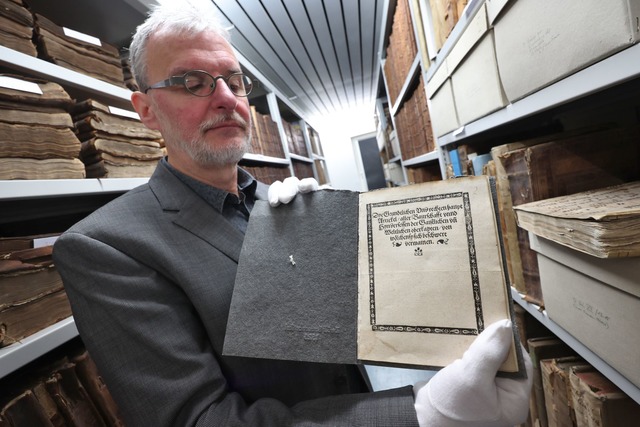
[525,27,560,55]
[572,297,610,329]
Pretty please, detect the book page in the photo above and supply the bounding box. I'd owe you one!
[357,176,520,373]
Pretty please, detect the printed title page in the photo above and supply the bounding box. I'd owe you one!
[357,176,519,373]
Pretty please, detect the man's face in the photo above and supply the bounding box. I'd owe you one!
[140,30,252,167]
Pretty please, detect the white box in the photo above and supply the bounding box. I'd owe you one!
[426,60,459,137]
[448,4,508,124]
[493,0,640,102]
[485,0,510,25]
[529,233,640,388]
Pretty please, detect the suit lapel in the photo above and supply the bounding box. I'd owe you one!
[148,163,245,263]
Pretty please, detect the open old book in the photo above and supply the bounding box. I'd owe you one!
[224,175,525,377]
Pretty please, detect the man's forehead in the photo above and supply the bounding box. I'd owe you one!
[150,27,228,46]
[147,29,238,70]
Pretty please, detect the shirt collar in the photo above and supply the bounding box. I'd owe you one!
[161,158,257,213]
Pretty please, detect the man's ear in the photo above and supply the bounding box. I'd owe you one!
[131,91,161,130]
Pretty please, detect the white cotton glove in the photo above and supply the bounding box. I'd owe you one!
[268,177,319,207]
[413,319,533,427]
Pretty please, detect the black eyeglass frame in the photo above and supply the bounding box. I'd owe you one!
[144,70,253,97]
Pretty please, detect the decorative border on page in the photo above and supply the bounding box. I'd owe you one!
[366,191,484,336]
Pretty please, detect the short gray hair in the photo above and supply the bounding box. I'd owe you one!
[129,0,230,91]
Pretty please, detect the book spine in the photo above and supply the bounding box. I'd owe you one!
[45,363,108,427]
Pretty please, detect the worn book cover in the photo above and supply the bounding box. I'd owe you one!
[224,175,525,376]
[541,357,589,427]
[570,365,640,427]
[497,124,640,306]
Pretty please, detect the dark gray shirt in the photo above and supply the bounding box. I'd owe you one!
[162,158,257,234]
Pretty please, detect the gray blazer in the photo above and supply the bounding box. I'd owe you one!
[53,162,418,427]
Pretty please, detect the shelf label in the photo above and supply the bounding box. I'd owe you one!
[452,126,466,137]
[63,27,102,47]
[0,76,43,95]
[33,235,59,248]
[108,106,140,120]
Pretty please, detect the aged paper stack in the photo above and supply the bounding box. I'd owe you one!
[0,0,37,56]
[514,181,640,258]
[72,99,165,178]
[490,124,640,306]
[34,13,126,88]
[0,234,70,348]
[516,182,640,391]
[0,75,85,179]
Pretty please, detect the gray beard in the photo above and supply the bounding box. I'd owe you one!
[172,112,251,167]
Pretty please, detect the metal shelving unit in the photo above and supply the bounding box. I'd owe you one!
[0,317,78,379]
[0,178,149,200]
[0,0,331,383]
[0,45,133,110]
[512,287,640,405]
[415,0,640,404]
[436,43,640,148]
[0,178,147,377]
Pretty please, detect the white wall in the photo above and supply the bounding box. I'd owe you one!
[313,105,378,191]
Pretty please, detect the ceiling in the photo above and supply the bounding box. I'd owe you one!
[212,0,392,124]
[25,0,394,125]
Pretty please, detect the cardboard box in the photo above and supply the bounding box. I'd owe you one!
[530,233,640,388]
[485,0,509,24]
[448,3,508,124]
[426,60,460,137]
[493,0,640,102]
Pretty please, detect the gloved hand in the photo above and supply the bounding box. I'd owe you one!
[268,176,319,207]
[413,319,533,427]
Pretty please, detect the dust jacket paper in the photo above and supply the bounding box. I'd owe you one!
[224,176,524,376]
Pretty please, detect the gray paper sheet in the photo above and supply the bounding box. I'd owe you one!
[223,189,360,364]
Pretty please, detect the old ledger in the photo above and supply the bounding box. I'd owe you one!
[514,181,640,258]
[224,175,524,376]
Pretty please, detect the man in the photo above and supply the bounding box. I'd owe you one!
[53,1,532,426]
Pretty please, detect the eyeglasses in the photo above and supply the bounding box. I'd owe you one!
[144,70,253,97]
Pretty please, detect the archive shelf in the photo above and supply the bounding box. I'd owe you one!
[0,317,78,380]
[242,153,290,166]
[512,287,640,405]
[0,0,326,383]
[435,42,640,149]
[402,149,439,167]
[289,153,313,163]
[0,178,149,200]
[0,40,322,176]
[389,54,421,117]
[403,0,640,405]
[0,45,133,110]
[0,180,146,380]
[378,0,442,182]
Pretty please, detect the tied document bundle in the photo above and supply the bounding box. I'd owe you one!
[224,175,526,377]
